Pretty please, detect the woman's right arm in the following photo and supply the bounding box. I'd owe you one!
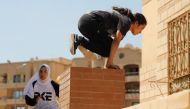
[106,30,123,69]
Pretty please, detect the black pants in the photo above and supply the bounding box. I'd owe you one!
[78,14,113,57]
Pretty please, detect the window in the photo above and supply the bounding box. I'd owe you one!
[168,10,190,94]
[1,73,7,83]
[132,102,139,105]
[13,90,24,99]
[13,74,21,83]
[119,53,125,59]
[23,75,25,82]
[124,64,139,75]
[125,82,139,93]
[129,68,139,72]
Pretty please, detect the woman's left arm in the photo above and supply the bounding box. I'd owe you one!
[51,81,59,97]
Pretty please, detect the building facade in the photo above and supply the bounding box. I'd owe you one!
[0,58,71,109]
[140,0,190,103]
[122,0,190,109]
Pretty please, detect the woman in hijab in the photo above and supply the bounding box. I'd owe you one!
[24,64,59,109]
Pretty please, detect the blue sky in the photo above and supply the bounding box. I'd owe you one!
[0,0,142,62]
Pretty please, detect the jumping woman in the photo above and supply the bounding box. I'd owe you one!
[70,6,147,69]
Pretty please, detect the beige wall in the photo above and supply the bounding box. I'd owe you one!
[114,46,141,68]
[72,58,92,67]
[140,0,190,103]
[141,0,158,66]
[140,0,159,103]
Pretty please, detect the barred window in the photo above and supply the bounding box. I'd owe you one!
[168,10,190,94]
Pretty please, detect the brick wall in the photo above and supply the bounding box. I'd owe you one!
[59,68,71,109]
[59,67,125,109]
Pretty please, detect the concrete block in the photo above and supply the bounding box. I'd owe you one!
[123,90,190,109]
[150,97,167,109]
[167,90,190,109]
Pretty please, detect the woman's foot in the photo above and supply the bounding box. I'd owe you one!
[78,45,97,60]
[70,34,82,55]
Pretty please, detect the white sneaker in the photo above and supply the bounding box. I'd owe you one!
[70,34,81,55]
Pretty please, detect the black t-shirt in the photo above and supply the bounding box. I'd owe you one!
[89,10,131,39]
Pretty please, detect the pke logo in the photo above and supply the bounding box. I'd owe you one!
[34,92,52,101]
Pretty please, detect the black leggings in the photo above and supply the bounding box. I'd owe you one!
[78,14,113,57]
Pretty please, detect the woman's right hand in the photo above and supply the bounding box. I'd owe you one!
[34,95,41,102]
[106,64,120,69]
[106,30,122,70]
[36,96,40,101]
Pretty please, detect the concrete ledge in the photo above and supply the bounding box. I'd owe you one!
[123,90,190,109]
[167,90,190,109]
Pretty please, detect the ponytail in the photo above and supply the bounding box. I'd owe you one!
[112,6,135,22]
[112,6,147,25]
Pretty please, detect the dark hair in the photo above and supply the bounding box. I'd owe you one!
[40,65,46,69]
[112,6,147,25]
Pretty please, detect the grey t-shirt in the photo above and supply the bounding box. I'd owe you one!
[89,10,131,39]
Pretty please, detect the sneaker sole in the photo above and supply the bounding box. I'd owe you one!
[70,34,75,55]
